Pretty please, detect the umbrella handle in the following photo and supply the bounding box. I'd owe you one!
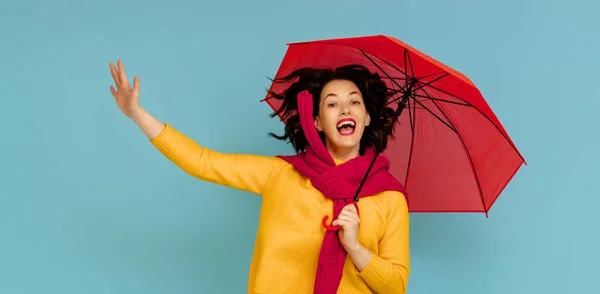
[321,202,360,231]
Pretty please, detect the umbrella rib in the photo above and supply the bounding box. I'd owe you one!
[386,91,471,107]
[419,83,478,108]
[417,84,526,164]
[408,90,415,132]
[403,90,418,196]
[405,48,416,81]
[417,96,470,106]
[406,73,459,133]
[384,71,459,133]
[360,51,408,93]
[412,73,449,92]
[411,96,458,133]
[400,48,430,199]
[417,83,489,216]
[387,49,417,193]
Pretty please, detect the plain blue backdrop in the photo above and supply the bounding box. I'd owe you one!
[1,0,598,293]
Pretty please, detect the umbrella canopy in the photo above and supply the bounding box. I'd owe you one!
[263,35,525,216]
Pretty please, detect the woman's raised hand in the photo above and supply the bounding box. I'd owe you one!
[109,60,141,119]
[108,59,165,139]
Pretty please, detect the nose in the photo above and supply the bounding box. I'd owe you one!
[341,105,351,115]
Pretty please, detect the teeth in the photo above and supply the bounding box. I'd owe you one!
[337,121,356,129]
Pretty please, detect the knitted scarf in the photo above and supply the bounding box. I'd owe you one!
[276,90,406,294]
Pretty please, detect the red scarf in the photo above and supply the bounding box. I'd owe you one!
[277,90,406,293]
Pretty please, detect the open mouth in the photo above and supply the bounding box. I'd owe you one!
[336,118,356,136]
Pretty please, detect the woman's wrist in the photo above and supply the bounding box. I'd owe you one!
[345,242,372,271]
[130,107,165,139]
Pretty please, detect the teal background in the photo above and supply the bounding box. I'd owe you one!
[1,0,598,293]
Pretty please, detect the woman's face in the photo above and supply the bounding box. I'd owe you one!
[314,79,370,160]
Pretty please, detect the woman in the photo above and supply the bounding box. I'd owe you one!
[109,60,410,294]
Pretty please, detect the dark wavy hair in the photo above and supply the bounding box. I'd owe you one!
[267,64,397,155]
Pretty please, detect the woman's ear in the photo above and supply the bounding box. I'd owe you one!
[365,113,371,126]
[314,117,322,131]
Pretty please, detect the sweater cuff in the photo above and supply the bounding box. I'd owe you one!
[357,252,408,292]
[149,123,185,159]
[149,123,175,149]
[358,252,389,281]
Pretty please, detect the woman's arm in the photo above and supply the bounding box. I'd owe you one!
[149,121,286,195]
[109,60,286,195]
[357,192,411,294]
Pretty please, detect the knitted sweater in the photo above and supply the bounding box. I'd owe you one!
[150,124,410,294]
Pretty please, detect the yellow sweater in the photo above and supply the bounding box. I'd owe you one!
[150,124,410,294]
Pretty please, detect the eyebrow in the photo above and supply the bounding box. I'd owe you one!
[324,91,362,99]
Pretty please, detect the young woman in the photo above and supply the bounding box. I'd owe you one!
[109,60,410,294]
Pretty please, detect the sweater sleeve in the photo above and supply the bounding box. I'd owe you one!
[150,123,286,195]
[358,191,410,294]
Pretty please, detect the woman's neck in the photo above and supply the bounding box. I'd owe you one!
[326,143,360,162]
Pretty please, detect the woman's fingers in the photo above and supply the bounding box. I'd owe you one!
[339,209,358,219]
[332,203,360,229]
[341,213,359,223]
[109,60,139,101]
[339,204,359,219]
[109,62,121,88]
[132,76,140,97]
[346,203,358,214]
[334,214,359,227]
[110,85,117,98]
[117,60,129,88]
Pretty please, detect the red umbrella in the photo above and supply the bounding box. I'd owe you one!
[262,35,525,216]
